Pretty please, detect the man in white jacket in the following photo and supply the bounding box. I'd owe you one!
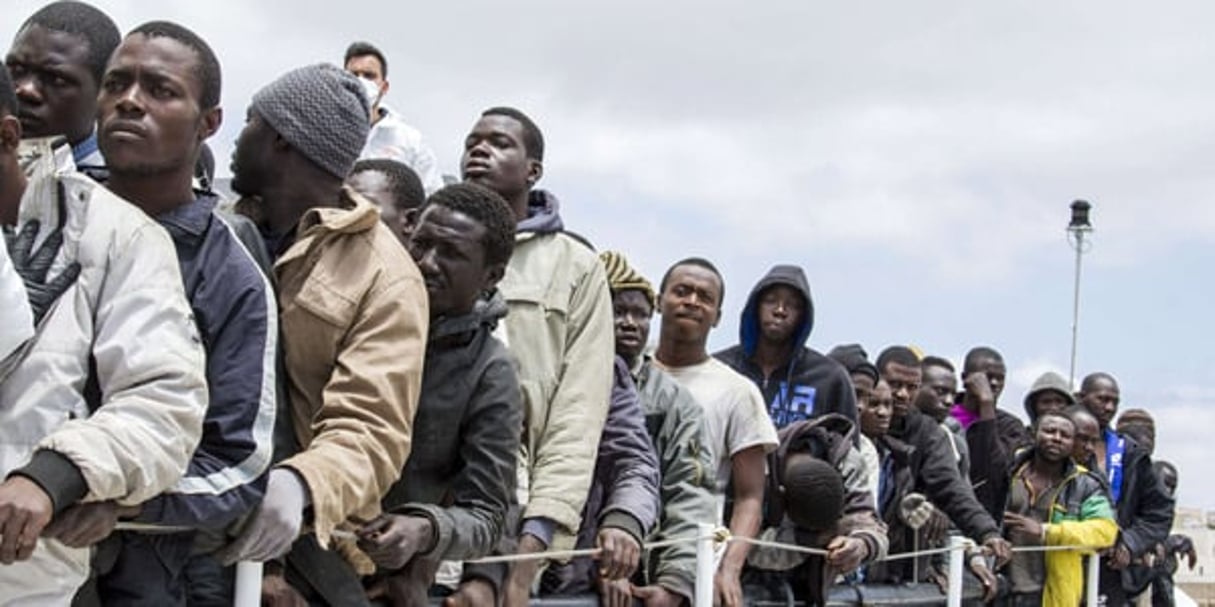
[0,65,207,602]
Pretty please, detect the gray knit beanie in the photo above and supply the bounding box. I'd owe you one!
[251,63,370,179]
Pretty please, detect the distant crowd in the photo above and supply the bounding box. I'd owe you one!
[0,2,1194,606]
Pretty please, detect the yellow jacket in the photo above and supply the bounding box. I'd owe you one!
[274,189,427,547]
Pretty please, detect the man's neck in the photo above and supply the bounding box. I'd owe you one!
[107,170,195,218]
[655,336,708,369]
[507,189,531,224]
[261,177,345,235]
[0,167,26,226]
[1030,454,1065,481]
[752,339,795,377]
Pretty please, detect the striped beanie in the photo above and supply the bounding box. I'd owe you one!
[599,250,655,308]
[251,63,370,179]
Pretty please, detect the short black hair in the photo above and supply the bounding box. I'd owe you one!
[963,346,1004,373]
[1153,460,1177,479]
[1064,404,1097,425]
[1035,410,1076,433]
[19,1,120,84]
[921,355,955,373]
[481,106,544,161]
[1080,372,1118,394]
[876,346,920,373]
[783,454,845,532]
[128,21,222,110]
[0,66,17,117]
[344,41,387,77]
[351,158,426,212]
[659,256,725,310]
[422,182,516,267]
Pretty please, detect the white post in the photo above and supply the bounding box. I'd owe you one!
[234,560,263,607]
[695,523,716,607]
[946,535,966,607]
[1086,553,1101,607]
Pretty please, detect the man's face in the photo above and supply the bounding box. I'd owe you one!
[1031,391,1070,420]
[407,204,497,319]
[916,364,957,421]
[348,169,412,244]
[1119,423,1155,456]
[97,34,216,179]
[851,373,875,410]
[612,289,652,363]
[755,284,804,345]
[6,25,99,143]
[230,110,276,197]
[345,55,385,91]
[859,380,893,438]
[968,356,1007,401]
[882,362,922,418]
[1080,378,1120,428]
[658,264,722,345]
[1036,416,1076,464]
[461,114,537,202]
[1072,414,1100,465]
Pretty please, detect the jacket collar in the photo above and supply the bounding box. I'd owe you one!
[156,192,217,239]
[296,186,380,235]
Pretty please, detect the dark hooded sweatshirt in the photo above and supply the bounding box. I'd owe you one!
[715,265,857,429]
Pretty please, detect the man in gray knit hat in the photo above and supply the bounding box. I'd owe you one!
[218,63,428,602]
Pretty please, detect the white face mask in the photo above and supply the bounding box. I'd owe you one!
[358,77,383,108]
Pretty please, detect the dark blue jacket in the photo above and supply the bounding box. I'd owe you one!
[715,265,857,428]
[135,193,277,529]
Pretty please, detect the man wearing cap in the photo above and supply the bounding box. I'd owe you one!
[216,64,427,597]
[598,250,717,607]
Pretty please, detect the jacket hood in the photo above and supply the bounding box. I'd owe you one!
[739,265,815,356]
[516,189,564,234]
[1023,371,1076,421]
[430,289,509,342]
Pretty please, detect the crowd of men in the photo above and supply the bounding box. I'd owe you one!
[0,2,1195,606]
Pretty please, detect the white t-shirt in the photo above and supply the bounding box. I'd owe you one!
[360,105,445,195]
[657,356,779,493]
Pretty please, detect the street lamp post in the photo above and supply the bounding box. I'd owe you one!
[1067,200,1093,389]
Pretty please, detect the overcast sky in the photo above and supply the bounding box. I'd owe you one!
[9,1,1213,510]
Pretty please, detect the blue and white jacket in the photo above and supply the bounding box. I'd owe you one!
[134,192,278,529]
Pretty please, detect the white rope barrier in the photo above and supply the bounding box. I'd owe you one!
[211,523,1108,607]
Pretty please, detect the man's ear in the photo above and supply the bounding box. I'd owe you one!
[199,106,222,140]
[0,115,21,152]
[380,79,390,98]
[710,306,721,328]
[526,158,543,186]
[483,262,506,291]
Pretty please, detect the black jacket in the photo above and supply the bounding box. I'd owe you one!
[1106,432,1175,595]
[715,265,857,428]
[888,411,1000,543]
[964,408,1032,523]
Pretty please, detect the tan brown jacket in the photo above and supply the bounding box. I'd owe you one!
[274,189,427,547]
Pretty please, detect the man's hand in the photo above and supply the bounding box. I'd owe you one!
[442,578,496,607]
[216,468,307,564]
[714,566,743,607]
[1109,542,1132,570]
[42,501,120,548]
[5,212,82,325]
[502,533,545,607]
[357,514,434,571]
[899,493,935,530]
[261,569,308,607]
[599,577,635,607]
[597,527,640,581]
[982,535,1012,568]
[1184,545,1199,570]
[826,535,869,574]
[0,476,54,564]
[1002,512,1044,542]
[964,372,996,418]
[967,553,998,603]
[633,584,686,607]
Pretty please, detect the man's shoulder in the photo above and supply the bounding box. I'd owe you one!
[793,347,850,381]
